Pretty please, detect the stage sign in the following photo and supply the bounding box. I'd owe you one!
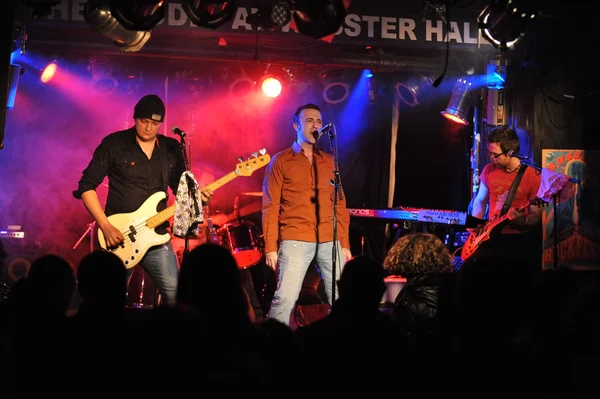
[43,0,494,52]
[541,149,600,270]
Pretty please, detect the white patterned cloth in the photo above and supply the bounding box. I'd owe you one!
[536,168,576,203]
[173,171,204,237]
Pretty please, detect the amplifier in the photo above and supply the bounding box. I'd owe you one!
[0,230,25,239]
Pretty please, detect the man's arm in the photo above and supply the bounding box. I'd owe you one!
[75,140,123,247]
[262,157,283,269]
[81,190,124,247]
[471,183,489,219]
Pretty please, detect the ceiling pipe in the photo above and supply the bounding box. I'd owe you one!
[25,39,449,73]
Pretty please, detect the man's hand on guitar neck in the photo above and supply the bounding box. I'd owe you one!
[201,188,214,205]
[507,207,529,228]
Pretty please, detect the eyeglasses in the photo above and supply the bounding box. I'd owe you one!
[488,152,505,159]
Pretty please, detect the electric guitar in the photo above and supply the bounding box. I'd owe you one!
[97,149,271,269]
[460,197,547,262]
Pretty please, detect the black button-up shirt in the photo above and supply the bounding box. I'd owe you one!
[73,128,185,231]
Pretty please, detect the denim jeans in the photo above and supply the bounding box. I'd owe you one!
[126,242,179,306]
[267,240,346,325]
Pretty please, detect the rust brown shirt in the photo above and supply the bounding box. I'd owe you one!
[262,142,351,253]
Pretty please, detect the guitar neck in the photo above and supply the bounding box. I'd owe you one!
[489,202,531,229]
[146,170,240,229]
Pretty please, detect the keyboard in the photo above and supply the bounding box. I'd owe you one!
[347,207,468,225]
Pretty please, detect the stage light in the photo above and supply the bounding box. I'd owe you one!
[293,0,347,39]
[260,76,283,98]
[441,77,473,125]
[88,56,119,95]
[110,0,166,31]
[7,64,23,110]
[247,0,293,30]
[40,61,57,83]
[485,59,507,90]
[478,0,542,51]
[83,0,152,53]
[396,75,434,107]
[485,88,509,126]
[221,65,255,98]
[321,70,350,104]
[181,0,237,29]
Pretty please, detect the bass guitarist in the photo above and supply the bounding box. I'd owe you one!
[467,127,543,273]
[73,94,213,306]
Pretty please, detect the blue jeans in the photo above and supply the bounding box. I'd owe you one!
[267,240,346,325]
[126,242,179,306]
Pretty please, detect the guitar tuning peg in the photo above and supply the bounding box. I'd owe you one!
[251,152,258,157]
[259,148,266,155]
[238,157,243,163]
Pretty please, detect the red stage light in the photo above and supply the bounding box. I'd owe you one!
[261,76,282,98]
[40,62,57,83]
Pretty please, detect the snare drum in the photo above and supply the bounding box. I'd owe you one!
[217,221,264,269]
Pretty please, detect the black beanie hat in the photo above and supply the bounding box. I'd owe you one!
[133,94,165,122]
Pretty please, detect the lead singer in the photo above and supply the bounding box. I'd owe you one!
[262,103,352,326]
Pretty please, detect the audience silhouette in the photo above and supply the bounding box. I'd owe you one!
[2,232,600,396]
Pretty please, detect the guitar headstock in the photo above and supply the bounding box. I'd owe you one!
[530,197,549,207]
[235,149,271,177]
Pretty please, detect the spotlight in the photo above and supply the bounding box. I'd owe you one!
[260,75,283,98]
[321,70,350,105]
[40,61,57,84]
[83,0,152,53]
[22,0,59,18]
[478,0,542,51]
[88,56,119,95]
[441,77,473,125]
[396,75,434,107]
[293,0,347,39]
[221,65,255,98]
[110,0,166,31]
[181,0,237,29]
[247,0,293,30]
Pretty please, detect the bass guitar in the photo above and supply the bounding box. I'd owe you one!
[460,197,547,262]
[97,149,271,269]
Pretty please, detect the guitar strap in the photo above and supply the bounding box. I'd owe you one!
[500,164,528,216]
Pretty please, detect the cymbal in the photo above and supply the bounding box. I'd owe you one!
[241,192,263,196]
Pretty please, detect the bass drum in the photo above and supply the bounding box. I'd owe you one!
[217,220,264,269]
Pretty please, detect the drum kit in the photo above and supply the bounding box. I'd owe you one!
[217,192,263,269]
[171,191,266,270]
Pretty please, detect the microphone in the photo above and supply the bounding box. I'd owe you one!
[506,150,529,160]
[171,126,186,137]
[315,123,334,139]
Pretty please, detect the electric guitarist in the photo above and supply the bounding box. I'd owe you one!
[466,127,543,271]
[73,94,213,307]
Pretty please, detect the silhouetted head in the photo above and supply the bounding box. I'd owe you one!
[26,254,76,317]
[177,243,247,321]
[337,255,386,307]
[77,250,126,306]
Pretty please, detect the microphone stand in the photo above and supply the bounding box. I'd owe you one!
[72,221,96,252]
[326,125,343,306]
[518,158,580,270]
[177,131,200,260]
